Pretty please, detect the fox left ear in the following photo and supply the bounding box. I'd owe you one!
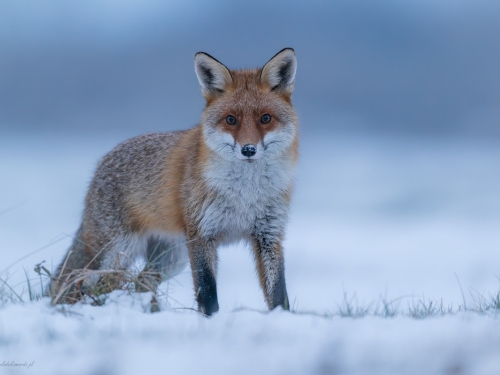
[194,52,233,99]
[261,48,297,95]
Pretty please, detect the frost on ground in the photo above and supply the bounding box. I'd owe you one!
[1,133,500,374]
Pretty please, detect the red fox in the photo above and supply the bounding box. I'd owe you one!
[49,48,299,315]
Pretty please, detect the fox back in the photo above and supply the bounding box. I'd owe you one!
[50,48,299,316]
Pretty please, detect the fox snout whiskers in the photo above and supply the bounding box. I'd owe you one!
[263,140,281,150]
[217,142,235,154]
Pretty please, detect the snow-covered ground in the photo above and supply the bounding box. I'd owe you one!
[2,292,500,375]
[1,132,500,374]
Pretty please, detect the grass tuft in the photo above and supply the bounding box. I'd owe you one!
[2,258,500,320]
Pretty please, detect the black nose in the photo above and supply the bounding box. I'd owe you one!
[241,144,256,157]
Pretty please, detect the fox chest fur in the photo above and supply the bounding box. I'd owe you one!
[193,153,295,241]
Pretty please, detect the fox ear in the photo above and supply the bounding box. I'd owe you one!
[261,48,297,95]
[194,52,233,98]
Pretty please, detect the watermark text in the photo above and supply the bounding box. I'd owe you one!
[1,361,35,369]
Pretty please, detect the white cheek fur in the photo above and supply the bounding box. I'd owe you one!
[262,123,296,158]
[203,123,296,160]
[202,125,236,160]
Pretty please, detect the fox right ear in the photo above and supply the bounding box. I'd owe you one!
[194,52,233,98]
[261,48,297,95]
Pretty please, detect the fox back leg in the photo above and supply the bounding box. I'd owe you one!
[49,225,98,304]
[136,235,189,292]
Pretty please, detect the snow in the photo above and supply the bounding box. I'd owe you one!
[1,294,500,375]
[1,132,500,374]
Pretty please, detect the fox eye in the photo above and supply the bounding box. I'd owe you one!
[260,114,272,124]
[226,115,237,126]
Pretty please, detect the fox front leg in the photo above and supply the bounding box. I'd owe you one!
[251,228,290,311]
[188,237,219,316]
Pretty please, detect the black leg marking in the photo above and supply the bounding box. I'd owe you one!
[146,237,165,264]
[252,232,290,311]
[271,265,289,311]
[187,236,219,316]
[195,263,219,316]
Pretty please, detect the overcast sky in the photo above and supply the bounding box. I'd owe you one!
[1,0,499,137]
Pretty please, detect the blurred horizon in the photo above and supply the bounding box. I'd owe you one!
[1,0,500,139]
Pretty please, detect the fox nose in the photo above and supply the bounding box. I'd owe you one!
[241,144,257,157]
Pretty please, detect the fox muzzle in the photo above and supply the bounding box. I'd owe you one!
[241,144,257,157]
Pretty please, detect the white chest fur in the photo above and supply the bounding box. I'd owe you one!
[198,157,295,239]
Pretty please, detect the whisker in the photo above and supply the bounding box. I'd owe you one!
[215,143,234,154]
[263,140,283,150]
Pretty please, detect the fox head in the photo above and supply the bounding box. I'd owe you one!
[194,48,298,163]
